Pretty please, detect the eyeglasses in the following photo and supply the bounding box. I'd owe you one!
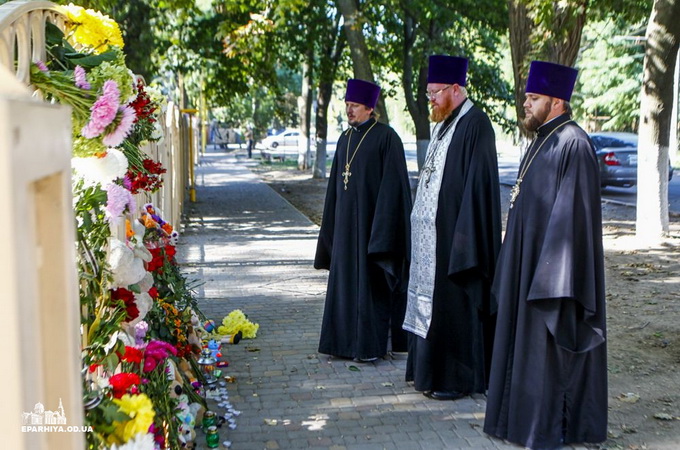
[425,85,452,100]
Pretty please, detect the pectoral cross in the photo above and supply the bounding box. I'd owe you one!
[509,178,522,208]
[342,164,351,190]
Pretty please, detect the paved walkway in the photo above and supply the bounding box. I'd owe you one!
[178,147,592,450]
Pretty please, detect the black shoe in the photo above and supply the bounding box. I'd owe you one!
[424,391,465,401]
[353,356,378,362]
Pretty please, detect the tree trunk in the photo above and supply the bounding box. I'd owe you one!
[508,0,532,137]
[298,47,313,170]
[314,81,332,179]
[314,12,345,179]
[335,0,389,124]
[672,50,680,168]
[508,0,586,138]
[401,14,432,170]
[636,0,680,242]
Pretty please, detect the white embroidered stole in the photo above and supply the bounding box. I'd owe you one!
[403,100,474,338]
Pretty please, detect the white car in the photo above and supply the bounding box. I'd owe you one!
[261,129,300,149]
[260,129,301,161]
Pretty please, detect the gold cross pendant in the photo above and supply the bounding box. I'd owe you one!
[509,178,522,208]
[342,164,351,190]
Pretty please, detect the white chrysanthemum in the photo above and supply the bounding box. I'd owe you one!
[108,239,146,288]
[108,432,155,450]
[150,119,164,142]
[72,148,128,186]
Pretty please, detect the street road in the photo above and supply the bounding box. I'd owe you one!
[404,143,680,215]
[497,153,680,215]
[322,141,678,215]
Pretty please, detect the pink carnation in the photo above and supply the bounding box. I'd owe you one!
[105,183,136,225]
[81,80,120,139]
[74,65,91,90]
[34,60,48,72]
[103,105,136,147]
[142,340,177,373]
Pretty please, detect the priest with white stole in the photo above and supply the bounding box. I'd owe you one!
[315,79,412,362]
[403,55,502,400]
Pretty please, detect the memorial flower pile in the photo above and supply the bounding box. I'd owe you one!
[30,5,209,449]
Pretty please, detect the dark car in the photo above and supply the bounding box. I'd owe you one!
[589,131,674,188]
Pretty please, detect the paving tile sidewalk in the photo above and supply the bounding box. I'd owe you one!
[177,147,589,450]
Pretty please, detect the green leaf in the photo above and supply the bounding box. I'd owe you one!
[101,402,129,423]
[45,22,64,46]
[67,51,119,69]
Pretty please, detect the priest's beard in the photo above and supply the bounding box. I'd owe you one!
[523,101,551,132]
[429,96,454,123]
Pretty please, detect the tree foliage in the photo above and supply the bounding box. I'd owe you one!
[372,0,512,147]
[574,18,645,132]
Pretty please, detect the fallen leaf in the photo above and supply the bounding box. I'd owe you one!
[246,347,260,352]
[348,365,360,372]
[653,413,675,421]
[381,382,394,387]
[617,393,640,403]
[264,418,278,426]
[621,424,637,434]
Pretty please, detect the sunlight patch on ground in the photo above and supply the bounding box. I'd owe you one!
[301,414,328,431]
[605,234,680,251]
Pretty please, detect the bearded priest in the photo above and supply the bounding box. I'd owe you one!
[403,55,502,400]
[484,61,607,449]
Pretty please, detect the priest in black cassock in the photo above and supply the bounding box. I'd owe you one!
[314,79,412,362]
[402,55,501,400]
[484,61,607,449]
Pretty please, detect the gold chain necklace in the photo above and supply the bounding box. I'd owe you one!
[420,121,450,188]
[509,120,572,208]
[342,120,378,190]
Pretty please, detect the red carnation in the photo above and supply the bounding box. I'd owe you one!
[111,288,139,322]
[109,372,141,399]
[128,80,157,123]
[142,158,166,175]
[146,247,165,273]
[164,245,176,259]
[120,346,143,364]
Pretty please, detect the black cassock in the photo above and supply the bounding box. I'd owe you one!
[314,118,412,360]
[484,114,607,449]
[406,105,502,394]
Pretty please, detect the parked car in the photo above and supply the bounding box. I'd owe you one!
[260,129,301,161]
[589,131,674,188]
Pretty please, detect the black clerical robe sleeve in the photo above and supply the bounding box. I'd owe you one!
[447,120,501,279]
[314,148,341,270]
[527,136,606,353]
[367,130,412,291]
[443,111,502,315]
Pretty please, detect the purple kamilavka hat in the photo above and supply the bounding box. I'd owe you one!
[525,61,578,101]
[427,55,468,86]
[345,79,381,109]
